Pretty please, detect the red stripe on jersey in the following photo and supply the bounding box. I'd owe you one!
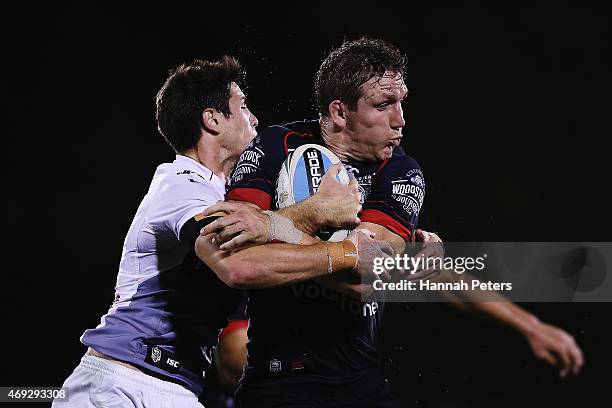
[364,200,416,228]
[219,319,248,339]
[360,209,412,241]
[227,188,272,210]
[376,159,389,174]
[283,131,313,155]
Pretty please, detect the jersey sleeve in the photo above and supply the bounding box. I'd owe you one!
[146,175,225,242]
[226,129,286,210]
[360,155,425,241]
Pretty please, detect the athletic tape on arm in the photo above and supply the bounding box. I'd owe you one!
[263,211,305,244]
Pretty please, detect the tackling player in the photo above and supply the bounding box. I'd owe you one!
[54,56,392,407]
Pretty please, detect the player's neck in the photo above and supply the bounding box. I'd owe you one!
[182,143,232,181]
[320,120,371,163]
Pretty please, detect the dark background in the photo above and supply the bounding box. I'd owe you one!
[3,1,611,407]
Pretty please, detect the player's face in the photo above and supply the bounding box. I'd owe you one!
[220,82,258,156]
[345,71,407,162]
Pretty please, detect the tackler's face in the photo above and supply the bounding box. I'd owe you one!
[220,82,259,157]
[345,71,407,162]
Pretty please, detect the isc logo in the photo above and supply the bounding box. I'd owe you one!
[306,150,322,192]
[166,358,180,368]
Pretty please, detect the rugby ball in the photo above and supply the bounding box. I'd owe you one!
[276,144,352,242]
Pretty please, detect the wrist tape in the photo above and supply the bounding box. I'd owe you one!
[323,240,358,273]
[263,211,304,244]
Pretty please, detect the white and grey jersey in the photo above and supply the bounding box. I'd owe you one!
[81,155,243,395]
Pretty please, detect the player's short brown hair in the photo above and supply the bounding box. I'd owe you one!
[315,37,407,116]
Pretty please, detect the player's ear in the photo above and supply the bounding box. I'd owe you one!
[328,100,347,129]
[201,108,221,135]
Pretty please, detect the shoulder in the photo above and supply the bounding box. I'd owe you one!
[377,147,424,181]
[391,147,422,171]
[253,119,319,154]
[154,164,220,201]
[369,148,426,206]
[145,163,223,235]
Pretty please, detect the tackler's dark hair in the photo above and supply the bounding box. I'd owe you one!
[156,56,245,153]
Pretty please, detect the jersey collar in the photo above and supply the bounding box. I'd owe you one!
[174,155,226,191]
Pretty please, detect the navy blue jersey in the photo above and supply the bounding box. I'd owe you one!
[227,120,425,389]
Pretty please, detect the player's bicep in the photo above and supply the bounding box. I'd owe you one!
[359,221,407,254]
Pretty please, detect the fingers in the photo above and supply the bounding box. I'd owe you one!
[219,234,251,251]
[376,241,394,256]
[570,339,584,374]
[202,201,223,217]
[537,349,558,369]
[553,345,572,378]
[345,283,374,300]
[210,221,259,250]
[540,330,584,377]
[202,201,237,216]
[322,163,343,180]
[563,334,584,375]
[202,200,258,217]
[403,268,441,281]
[529,324,585,378]
[201,214,240,235]
[415,229,428,242]
[349,178,362,200]
[556,332,584,377]
[380,269,391,281]
[414,229,443,243]
[429,232,442,243]
[330,162,343,177]
[349,179,362,210]
[412,242,444,261]
[356,228,376,239]
[215,223,245,245]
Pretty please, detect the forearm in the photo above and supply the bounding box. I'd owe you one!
[276,197,323,236]
[224,243,328,288]
[196,234,355,289]
[314,221,400,298]
[466,299,539,336]
[433,270,539,335]
[265,210,320,244]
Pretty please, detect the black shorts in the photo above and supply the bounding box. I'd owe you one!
[236,369,399,408]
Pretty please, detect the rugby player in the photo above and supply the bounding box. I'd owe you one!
[54,56,392,407]
[201,38,583,407]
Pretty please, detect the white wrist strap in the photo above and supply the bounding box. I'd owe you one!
[263,211,305,244]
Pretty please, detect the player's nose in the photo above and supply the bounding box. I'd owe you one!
[390,103,405,130]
